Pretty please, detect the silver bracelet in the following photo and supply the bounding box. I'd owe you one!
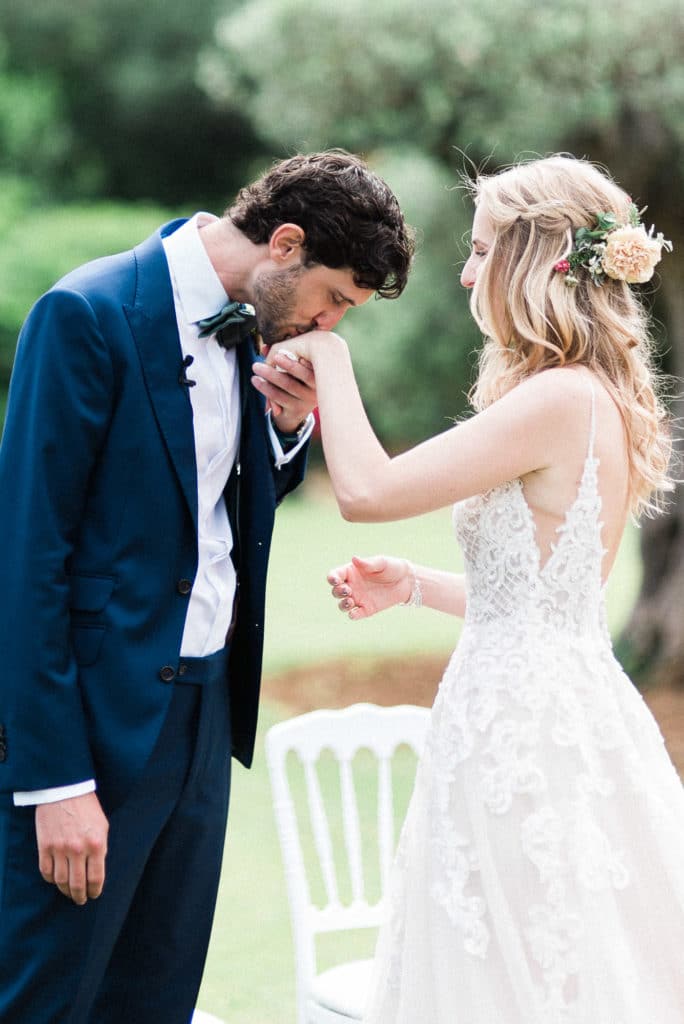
[399,561,423,608]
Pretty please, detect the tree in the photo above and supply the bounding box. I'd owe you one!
[204,0,684,685]
[0,0,264,205]
[0,192,171,390]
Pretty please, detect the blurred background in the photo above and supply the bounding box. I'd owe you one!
[0,0,682,1018]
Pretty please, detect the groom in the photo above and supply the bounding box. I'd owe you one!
[0,150,413,1022]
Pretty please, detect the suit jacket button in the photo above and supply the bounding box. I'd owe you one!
[177,579,192,595]
[159,665,176,683]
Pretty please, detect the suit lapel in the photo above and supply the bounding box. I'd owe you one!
[236,336,259,422]
[236,340,276,504]
[124,222,199,531]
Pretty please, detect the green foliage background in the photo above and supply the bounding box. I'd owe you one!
[0,178,176,389]
[0,4,680,1017]
[1,0,682,443]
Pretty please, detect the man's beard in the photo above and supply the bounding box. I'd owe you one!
[253,265,313,346]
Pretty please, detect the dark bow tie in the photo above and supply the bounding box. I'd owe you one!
[197,300,258,350]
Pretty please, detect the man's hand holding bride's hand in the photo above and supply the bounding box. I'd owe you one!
[252,330,346,430]
[251,340,317,430]
[328,556,414,620]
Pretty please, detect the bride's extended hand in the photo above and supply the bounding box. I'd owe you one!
[327,555,412,620]
[263,330,345,369]
[262,334,314,366]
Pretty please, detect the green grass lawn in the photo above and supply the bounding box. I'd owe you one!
[196,473,641,1022]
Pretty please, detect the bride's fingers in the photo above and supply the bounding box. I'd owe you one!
[272,353,314,385]
[327,565,352,587]
[265,341,310,367]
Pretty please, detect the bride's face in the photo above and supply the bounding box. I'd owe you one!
[461,204,495,289]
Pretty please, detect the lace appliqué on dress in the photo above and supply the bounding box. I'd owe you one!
[422,391,634,1009]
[364,384,684,1024]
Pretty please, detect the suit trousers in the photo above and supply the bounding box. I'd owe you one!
[0,647,232,1024]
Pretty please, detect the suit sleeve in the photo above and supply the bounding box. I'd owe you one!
[266,410,315,469]
[0,288,115,791]
[270,434,309,505]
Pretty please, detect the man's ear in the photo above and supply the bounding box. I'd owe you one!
[268,223,306,265]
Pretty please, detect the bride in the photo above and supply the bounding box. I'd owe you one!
[253,155,684,1022]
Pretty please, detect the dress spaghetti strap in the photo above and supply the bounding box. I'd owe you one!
[586,376,597,462]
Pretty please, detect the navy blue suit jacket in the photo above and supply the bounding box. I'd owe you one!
[0,221,307,810]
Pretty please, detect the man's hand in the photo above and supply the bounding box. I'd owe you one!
[251,346,317,430]
[35,792,109,905]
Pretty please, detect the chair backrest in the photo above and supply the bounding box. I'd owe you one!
[265,703,430,1020]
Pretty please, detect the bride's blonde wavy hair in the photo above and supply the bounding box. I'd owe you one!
[468,154,673,516]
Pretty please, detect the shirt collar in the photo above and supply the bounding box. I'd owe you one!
[162,212,229,326]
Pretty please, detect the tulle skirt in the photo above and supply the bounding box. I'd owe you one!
[363,637,684,1023]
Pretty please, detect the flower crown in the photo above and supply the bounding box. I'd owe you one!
[553,203,672,287]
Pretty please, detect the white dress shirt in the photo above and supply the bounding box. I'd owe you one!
[14,213,313,805]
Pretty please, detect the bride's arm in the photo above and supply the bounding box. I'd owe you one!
[255,332,572,523]
[328,555,466,619]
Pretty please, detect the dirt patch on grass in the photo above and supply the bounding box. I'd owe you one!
[263,653,684,776]
[644,687,684,775]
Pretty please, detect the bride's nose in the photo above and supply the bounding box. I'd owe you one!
[460,256,477,289]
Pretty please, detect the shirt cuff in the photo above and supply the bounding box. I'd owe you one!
[267,411,315,469]
[13,779,97,807]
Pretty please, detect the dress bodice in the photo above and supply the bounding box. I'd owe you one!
[453,385,607,639]
[453,459,606,637]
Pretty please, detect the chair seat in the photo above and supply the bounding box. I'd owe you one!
[308,957,375,1020]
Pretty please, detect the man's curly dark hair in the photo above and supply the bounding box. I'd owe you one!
[226,150,415,299]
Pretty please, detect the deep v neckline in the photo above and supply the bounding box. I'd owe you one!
[507,376,606,586]
[511,453,602,582]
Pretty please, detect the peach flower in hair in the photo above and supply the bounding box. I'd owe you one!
[602,225,666,284]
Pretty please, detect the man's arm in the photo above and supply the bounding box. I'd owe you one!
[0,288,114,791]
[0,288,116,902]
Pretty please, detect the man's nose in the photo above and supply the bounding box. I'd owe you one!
[314,308,346,330]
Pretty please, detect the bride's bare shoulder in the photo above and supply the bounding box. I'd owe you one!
[512,365,596,400]
[501,366,598,432]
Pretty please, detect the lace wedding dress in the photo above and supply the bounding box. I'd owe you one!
[364,388,684,1023]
